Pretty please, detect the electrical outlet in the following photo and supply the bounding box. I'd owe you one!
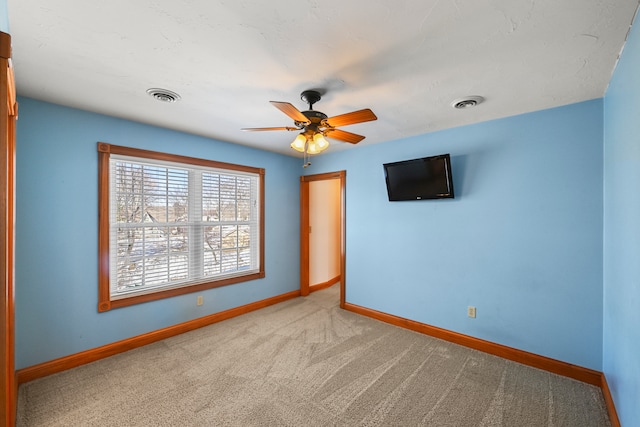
[197,295,204,306]
[467,306,476,318]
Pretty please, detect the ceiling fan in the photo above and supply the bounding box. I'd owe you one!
[242,90,377,166]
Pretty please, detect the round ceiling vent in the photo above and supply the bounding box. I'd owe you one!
[452,96,484,109]
[146,88,181,103]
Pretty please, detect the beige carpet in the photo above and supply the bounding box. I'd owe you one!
[17,285,610,426]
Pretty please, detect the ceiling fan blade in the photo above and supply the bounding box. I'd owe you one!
[241,126,300,132]
[270,101,310,124]
[324,128,366,144]
[325,108,377,128]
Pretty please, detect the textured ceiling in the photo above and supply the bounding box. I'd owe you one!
[7,0,640,156]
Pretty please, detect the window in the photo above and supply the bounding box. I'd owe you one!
[98,143,264,311]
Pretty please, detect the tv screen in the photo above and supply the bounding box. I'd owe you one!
[383,154,454,201]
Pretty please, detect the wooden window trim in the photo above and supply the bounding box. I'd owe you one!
[97,143,265,312]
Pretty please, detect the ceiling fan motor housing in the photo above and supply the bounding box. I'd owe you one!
[300,90,322,108]
[303,110,327,121]
[298,110,328,130]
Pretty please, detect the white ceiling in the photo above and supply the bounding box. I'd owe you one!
[7,0,640,156]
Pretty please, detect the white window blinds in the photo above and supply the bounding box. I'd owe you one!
[109,154,260,300]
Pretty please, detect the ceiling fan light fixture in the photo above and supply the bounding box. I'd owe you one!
[307,133,330,155]
[306,144,321,155]
[313,133,329,150]
[290,132,330,155]
[290,134,307,152]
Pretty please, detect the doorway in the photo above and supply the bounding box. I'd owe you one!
[299,171,345,308]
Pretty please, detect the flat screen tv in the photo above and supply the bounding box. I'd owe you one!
[383,154,454,201]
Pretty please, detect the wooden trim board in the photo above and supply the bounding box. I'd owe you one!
[16,288,621,425]
[1,30,17,427]
[343,302,621,424]
[600,374,621,427]
[343,302,601,385]
[309,275,340,293]
[17,290,300,384]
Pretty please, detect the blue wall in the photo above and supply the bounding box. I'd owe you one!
[15,99,607,374]
[604,10,640,427]
[0,0,8,33]
[14,97,301,369]
[15,96,606,371]
[308,100,604,370]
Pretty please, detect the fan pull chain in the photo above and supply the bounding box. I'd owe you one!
[303,139,311,168]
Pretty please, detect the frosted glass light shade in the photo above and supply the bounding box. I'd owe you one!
[290,132,329,155]
[313,133,329,150]
[307,133,329,154]
[290,134,307,152]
